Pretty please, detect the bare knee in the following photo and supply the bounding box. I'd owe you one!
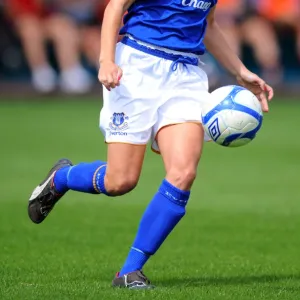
[166,166,197,191]
[105,172,139,196]
[104,143,146,196]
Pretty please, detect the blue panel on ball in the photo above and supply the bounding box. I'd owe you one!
[202,86,263,126]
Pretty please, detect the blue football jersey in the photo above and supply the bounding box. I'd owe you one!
[120,0,218,55]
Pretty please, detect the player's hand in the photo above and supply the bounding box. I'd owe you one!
[98,61,123,91]
[236,69,274,113]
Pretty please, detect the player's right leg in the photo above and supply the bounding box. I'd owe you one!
[28,143,146,224]
[28,42,157,224]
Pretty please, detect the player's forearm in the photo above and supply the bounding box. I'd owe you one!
[204,21,247,77]
[99,0,129,63]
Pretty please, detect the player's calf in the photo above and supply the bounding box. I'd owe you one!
[52,160,140,196]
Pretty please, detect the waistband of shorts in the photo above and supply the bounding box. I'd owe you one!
[121,35,199,67]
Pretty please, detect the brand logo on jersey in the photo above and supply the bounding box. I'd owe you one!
[109,112,129,135]
[182,0,212,11]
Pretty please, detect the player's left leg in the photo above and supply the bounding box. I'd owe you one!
[113,61,209,288]
[113,122,204,288]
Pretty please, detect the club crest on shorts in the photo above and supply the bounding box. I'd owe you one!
[109,112,129,131]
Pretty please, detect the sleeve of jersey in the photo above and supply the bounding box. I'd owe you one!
[212,0,218,6]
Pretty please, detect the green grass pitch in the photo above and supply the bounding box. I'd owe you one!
[0,98,299,300]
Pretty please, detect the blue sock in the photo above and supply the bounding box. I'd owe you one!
[119,179,190,276]
[53,166,70,194]
[53,160,109,195]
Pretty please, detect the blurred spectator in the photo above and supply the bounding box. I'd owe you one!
[4,0,94,93]
[253,0,300,62]
[214,0,282,85]
[56,0,109,68]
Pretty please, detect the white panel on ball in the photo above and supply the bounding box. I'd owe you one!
[201,85,263,147]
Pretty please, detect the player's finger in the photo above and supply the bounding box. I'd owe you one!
[259,92,269,113]
[255,77,273,101]
[117,69,122,86]
[113,67,123,87]
[103,83,110,91]
[257,78,267,92]
[107,74,116,89]
[113,71,120,86]
[103,82,111,91]
[98,73,105,84]
[100,78,111,91]
[251,85,262,95]
[264,83,274,100]
[117,67,123,81]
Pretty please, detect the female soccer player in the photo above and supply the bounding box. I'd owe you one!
[28,0,273,289]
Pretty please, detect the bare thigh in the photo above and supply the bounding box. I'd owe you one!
[104,143,147,195]
[157,123,204,191]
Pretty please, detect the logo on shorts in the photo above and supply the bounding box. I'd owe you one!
[109,112,129,135]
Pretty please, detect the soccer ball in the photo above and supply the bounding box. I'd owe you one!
[201,85,263,147]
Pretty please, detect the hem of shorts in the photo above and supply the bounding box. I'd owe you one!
[151,121,202,155]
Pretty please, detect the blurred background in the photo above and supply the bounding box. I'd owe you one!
[0,0,299,95]
[1,1,300,299]
[0,0,109,95]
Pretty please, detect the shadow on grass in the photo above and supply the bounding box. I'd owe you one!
[160,274,300,288]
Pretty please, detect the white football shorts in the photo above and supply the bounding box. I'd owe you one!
[99,36,211,152]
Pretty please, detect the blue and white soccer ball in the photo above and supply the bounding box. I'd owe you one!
[201,85,263,147]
